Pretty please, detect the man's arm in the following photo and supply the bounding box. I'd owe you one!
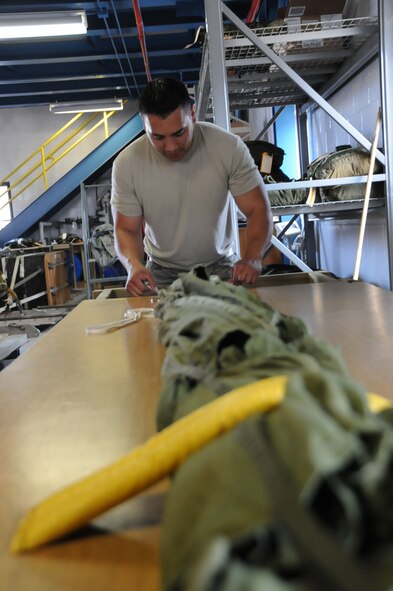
[111,207,157,296]
[232,182,273,285]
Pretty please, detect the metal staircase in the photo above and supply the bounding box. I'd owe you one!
[0,114,144,246]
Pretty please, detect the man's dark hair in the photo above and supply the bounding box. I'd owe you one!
[138,77,193,117]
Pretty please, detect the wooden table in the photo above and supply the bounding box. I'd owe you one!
[256,280,393,402]
[1,280,393,591]
[0,296,165,591]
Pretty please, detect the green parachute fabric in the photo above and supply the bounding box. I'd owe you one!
[154,270,393,591]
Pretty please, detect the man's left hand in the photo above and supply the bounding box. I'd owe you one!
[231,258,262,285]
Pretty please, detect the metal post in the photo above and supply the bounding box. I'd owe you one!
[297,108,309,173]
[196,44,211,121]
[256,106,286,141]
[41,147,48,189]
[204,0,239,255]
[204,0,230,130]
[379,0,393,289]
[80,182,92,299]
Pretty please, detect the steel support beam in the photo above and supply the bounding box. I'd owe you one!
[196,44,211,121]
[256,106,285,141]
[297,108,310,172]
[379,0,393,289]
[204,0,230,130]
[80,182,92,300]
[204,0,239,254]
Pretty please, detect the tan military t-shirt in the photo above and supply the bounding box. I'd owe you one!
[111,121,261,270]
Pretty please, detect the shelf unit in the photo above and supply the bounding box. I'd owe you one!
[199,0,392,287]
[200,7,383,159]
[198,14,379,112]
[223,17,379,109]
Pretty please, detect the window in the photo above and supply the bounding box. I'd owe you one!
[0,183,12,230]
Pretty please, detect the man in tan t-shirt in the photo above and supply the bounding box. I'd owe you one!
[111,77,272,296]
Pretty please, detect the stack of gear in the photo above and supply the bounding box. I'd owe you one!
[306,146,383,202]
[52,233,81,245]
[0,238,37,257]
[0,272,22,312]
[154,269,393,591]
[89,223,118,270]
[245,140,290,184]
[258,146,383,207]
[3,237,36,249]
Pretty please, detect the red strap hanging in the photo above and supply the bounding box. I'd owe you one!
[132,0,152,82]
[245,0,262,24]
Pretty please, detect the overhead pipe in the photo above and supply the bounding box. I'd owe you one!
[246,0,262,24]
[98,0,134,97]
[132,0,152,82]
[110,0,139,94]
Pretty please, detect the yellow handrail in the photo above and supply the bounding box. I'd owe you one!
[1,113,84,183]
[3,113,98,199]
[0,108,124,213]
[46,111,117,171]
[45,113,98,160]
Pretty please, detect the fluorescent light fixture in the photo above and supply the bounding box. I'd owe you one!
[49,99,124,114]
[0,11,87,40]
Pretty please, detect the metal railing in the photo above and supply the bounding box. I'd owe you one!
[0,109,121,216]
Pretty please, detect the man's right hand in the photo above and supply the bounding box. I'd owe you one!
[126,265,158,296]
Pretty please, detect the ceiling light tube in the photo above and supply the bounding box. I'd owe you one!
[49,99,124,114]
[0,11,87,40]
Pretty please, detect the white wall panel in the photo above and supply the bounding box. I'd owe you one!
[312,60,381,158]
[248,107,275,143]
[317,213,389,288]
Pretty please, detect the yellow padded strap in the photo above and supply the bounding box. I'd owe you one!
[11,375,391,553]
[11,375,288,553]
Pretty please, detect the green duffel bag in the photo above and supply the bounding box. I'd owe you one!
[306,147,383,202]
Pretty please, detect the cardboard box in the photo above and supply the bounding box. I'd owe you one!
[284,0,346,18]
[44,251,70,306]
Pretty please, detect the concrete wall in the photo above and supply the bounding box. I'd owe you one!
[311,60,381,159]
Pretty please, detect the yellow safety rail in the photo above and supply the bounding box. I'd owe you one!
[0,108,121,212]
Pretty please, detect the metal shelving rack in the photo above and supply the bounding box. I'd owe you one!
[199,0,392,286]
[223,17,379,109]
[200,7,383,157]
[198,14,379,112]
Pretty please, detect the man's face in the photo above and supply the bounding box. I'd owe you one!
[142,104,196,161]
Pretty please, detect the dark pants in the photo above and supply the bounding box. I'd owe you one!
[146,255,238,286]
